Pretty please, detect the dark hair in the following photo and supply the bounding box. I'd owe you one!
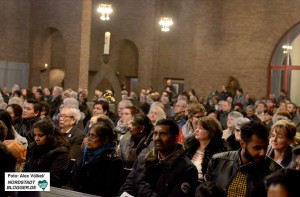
[199,116,223,140]
[92,121,117,145]
[195,181,226,197]
[292,145,300,156]
[264,110,273,116]
[0,109,14,140]
[25,98,41,114]
[155,119,179,136]
[13,90,22,97]
[265,169,300,197]
[0,120,8,142]
[7,104,23,121]
[40,101,50,116]
[93,100,109,113]
[33,119,68,147]
[241,121,269,143]
[237,88,243,94]
[0,143,17,195]
[133,114,153,135]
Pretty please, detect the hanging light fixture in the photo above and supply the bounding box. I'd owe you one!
[159,17,173,32]
[97,3,113,21]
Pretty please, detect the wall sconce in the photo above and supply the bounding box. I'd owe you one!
[159,17,173,32]
[97,4,113,21]
[40,63,48,73]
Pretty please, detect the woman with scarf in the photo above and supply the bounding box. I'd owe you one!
[71,120,123,197]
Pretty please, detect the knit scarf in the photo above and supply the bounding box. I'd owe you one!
[82,141,117,167]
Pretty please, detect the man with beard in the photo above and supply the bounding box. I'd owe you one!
[205,121,282,196]
[119,119,198,197]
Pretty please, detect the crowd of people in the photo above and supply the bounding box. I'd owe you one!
[1,80,300,197]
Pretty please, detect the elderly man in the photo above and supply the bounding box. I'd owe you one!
[120,119,198,197]
[205,121,282,196]
[173,100,187,129]
[49,86,63,118]
[59,107,85,159]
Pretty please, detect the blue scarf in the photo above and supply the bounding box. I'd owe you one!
[82,141,117,167]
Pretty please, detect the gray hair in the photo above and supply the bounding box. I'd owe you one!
[119,99,133,107]
[63,98,79,109]
[8,97,23,108]
[228,111,243,119]
[62,107,81,124]
[234,117,250,130]
[151,101,164,110]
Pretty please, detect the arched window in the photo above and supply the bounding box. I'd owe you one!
[270,22,300,105]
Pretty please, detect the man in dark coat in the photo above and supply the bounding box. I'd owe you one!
[205,121,282,196]
[119,119,198,197]
[16,99,41,144]
[59,107,85,159]
[49,86,63,118]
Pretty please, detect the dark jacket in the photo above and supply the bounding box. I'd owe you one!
[16,116,41,144]
[267,145,293,168]
[184,136,230,179]
[226,134,241,150]
[71,148,123,197]
[63,126,86,159]
[24,142,70,187]
[120,144,198,197]
[205,150,283,197]
[119,131,153,170]
[49,95,63,118]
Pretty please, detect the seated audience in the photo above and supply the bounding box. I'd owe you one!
[25,119,70,187]
[120,119,198,197]
[265,169,300,197]
[59,107,86,159]
[184,116,230,182]
[119,114,154,174]
[226,117,250,150]
[267,120,296,167]
[71,120,123,197]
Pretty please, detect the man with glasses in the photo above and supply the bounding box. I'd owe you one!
[182,102,206,140]
[59,107,85,159]
[173,100,187,129]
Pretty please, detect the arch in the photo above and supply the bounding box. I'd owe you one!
[89,39,139,103]
[270,21,300,105]
[31,27,66,88]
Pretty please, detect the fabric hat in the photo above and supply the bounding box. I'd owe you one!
[3,140,26,164]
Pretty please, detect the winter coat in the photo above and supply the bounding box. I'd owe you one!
[71,148,123,197]
[24,142,70,187]
[120,144,198,197]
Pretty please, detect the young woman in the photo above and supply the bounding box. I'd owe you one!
[24,119,70,187]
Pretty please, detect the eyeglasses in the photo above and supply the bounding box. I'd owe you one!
[58,114,73,119]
